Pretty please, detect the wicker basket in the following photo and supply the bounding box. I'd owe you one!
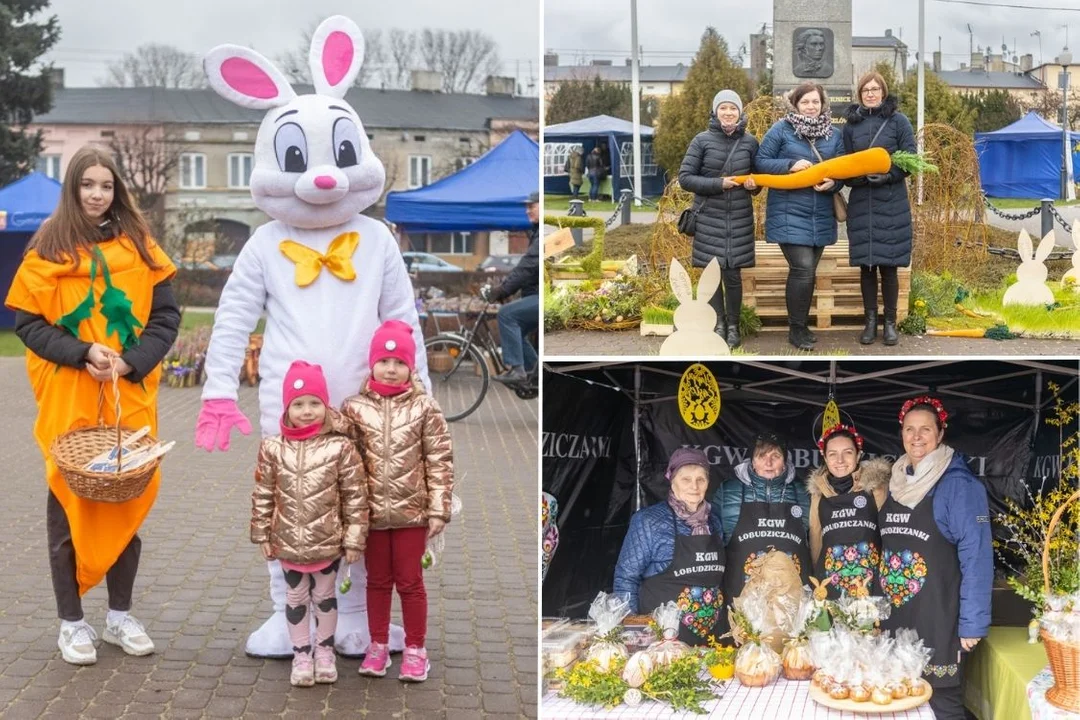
[49,372,161,504]
[1040,488,1080,712]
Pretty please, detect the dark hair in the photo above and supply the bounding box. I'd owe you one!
[789,81,827,109]
[823,428,859,453]
[753,432,787,458]
[29,146,161,271]
[856,72,889,102]
[902,403,946,432]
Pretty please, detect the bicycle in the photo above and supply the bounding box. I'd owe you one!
[423,293,537,422]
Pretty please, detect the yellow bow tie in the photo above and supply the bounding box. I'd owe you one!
[279,232,360,287]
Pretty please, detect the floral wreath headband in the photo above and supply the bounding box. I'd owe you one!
[818,424,864,452]
[898,395,949,428]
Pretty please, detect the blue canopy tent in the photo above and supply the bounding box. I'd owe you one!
[385,129,538,232]
[542,114,664,197]
[974,111,1080,198]
[0,173,61,329]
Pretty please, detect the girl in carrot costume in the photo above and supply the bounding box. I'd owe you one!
[4,146,180,666]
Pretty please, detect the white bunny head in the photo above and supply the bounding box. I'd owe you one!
[1003,228,1057,307]
[659,257,730,356]
[204,16,385,229]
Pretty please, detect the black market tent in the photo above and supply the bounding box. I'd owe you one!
[542,114,665,197]
[974,111,1080,198]
[0,172,61,330]
[384,129,539,233]
[541,358,1079,617]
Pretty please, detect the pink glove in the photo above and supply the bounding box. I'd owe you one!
[195,398,253,452]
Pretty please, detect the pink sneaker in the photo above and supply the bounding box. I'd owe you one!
[314,646,337,683]
[398,646,430,682]
[358,641,391,677]
[291,652,315,687]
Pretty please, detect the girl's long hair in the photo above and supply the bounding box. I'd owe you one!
[28,146,162,270]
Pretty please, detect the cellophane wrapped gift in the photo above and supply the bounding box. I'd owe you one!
[830,591,891,634]
[781,592,819,681]
[892,628,932,696]
[583,592,631,672]
[731,584,782,687]
[645,602,690,666]
[1041,592,1080,643]
[736,550,803,653]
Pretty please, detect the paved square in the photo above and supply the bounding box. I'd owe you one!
[0,358,538,718]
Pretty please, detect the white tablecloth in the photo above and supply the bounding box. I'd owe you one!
[543,677,937,719]
[1028,668,1080,719]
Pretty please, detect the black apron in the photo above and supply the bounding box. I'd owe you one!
[638,505,727,646]
[879,487,963,688]
[723,483,812,607]
[815,488,882,601]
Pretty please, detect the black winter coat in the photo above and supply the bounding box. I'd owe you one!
[678,116,759,269]
[490,225,539,301]
[842,96,917,267]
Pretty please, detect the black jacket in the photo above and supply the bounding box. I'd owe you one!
[678,115,759,269]
[490,226,539,301]
[842,96,917,267]
[14,226,181,383]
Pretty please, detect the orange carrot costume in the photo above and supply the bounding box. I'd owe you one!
[4,237,175,595]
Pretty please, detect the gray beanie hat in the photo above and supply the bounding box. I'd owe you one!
[712,89,743,116]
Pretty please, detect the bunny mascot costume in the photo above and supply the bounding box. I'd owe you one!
[197,16,423,658]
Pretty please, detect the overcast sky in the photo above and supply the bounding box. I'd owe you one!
[544,0,1080,71]
[40,0,540,90]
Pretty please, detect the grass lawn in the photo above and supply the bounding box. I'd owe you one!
[987,196,1080,209]
[544,194,620,213]
[927,282,1080,338]
[0,331,25,357]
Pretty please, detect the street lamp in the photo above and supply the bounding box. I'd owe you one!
[1058,48,1072,199]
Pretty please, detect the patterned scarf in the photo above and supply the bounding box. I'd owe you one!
[667,492,712,535]
[785,111,834,141]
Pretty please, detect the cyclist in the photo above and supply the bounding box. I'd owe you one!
[482,191,539,386]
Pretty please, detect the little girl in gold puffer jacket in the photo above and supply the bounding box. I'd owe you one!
[341,320,453,683]
[251,360,368,688]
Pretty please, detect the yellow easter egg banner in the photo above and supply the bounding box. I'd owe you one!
[678,363,721,430]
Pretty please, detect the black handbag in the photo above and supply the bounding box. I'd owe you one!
[678,136,745,237]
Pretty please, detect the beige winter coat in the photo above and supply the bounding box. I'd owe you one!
[251,419,368,563]
[340,380,454,530]
[806,457,891,565]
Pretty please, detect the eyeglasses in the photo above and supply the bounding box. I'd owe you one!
[861,86,883,95]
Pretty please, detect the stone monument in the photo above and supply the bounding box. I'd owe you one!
[773,0,853,122]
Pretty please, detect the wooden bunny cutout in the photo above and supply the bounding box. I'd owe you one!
[1003,228,1056,307]
[659,257,731,356]
[1063,221,1080,285]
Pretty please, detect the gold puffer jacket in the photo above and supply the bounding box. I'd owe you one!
[339,380,454,530]
[251,419,368,563]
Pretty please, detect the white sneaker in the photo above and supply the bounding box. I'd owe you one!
[58,622,98,665]
[103,614,155,656]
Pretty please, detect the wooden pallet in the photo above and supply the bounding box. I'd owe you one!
[743,240,910,330]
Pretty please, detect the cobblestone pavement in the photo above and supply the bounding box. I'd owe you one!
[0,358,538,719]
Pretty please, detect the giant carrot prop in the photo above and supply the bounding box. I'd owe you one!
[729,148,938,190]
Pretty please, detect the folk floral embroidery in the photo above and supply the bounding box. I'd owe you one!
[823,542,880,596]
[743,550,801,584]
[879,549,929,607]
[676,585,723,638]
[541,492,559,581]
[924,662,959,678]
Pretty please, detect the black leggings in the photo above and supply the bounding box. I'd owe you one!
[705,267,743,324]
[780,244,824,327]
[859,266,899,316]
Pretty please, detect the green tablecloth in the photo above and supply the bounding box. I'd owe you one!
[582,176,614,199]
[965,626,1050,720]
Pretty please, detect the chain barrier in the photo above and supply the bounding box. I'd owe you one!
[1047,203,1074,234]
[603,192,629,228]
[981,194,1042,221]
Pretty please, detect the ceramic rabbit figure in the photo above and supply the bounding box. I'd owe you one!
[1063,222,1080,285]
[659,257,731,356]
[197,16,421,659]
[1002,229,1056,307]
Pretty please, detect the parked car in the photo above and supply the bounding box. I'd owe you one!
[402,251,463,272]
[478,254,523,273]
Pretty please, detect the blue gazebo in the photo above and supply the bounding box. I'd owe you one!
[975,111,1080,198]
[542,114,664,197]
[0,172,61,329]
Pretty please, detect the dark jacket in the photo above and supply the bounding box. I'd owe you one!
[842,96,917,267]
[917,452,994,638]
[678,115,760,269]
[613,500,724,612]
[710,459,810,545]
[756,118,844,247]
[585,151,605,177]
[490,226,539,301]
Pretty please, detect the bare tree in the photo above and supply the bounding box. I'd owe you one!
[101,44,206,89]
[417,29,501,93]
[277,25,383,87]
[108,128,187,247]
[377,157,402,205]
[384,28,418,90]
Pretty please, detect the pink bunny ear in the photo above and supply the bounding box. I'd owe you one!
[309,16,365,99]
[204,44,296,110]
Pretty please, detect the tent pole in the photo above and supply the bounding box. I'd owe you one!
[1034,370,1043,435]
[630,0,643,207]
[634,363,643,512]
